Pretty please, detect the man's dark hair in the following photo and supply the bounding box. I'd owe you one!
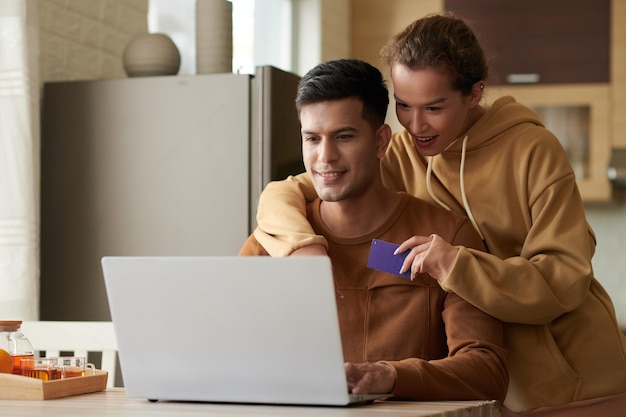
[295,59,389,127]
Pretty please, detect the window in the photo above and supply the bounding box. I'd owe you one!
[148,0,295,75]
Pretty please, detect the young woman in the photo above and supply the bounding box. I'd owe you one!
[252,13,626,416]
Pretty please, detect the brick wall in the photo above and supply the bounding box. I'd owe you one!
[39,0,149,82]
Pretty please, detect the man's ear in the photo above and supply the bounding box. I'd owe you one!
[376,124,392,158]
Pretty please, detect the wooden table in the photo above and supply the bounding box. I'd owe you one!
[0,388,500,416]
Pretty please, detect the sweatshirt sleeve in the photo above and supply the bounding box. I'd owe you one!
[381,293,508,401]
[238,232,270,256]
[441,137,595,325]
[253,173,328,256]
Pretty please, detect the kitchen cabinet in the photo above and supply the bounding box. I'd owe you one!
[613,0,626,148]
[444,0,615,201]
[350,0,620,201]
[444,0,610,85]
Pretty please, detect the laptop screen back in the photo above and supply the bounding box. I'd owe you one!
[102,256,357,405]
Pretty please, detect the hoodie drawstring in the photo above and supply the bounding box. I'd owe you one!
[426,135,485,241]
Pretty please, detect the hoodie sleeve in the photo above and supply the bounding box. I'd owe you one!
[253,173,328,256]
[440,128,595,325]
[382,292,509,401]
[442,177,594,325]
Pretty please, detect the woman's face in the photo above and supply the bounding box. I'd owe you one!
[391,63,482,156]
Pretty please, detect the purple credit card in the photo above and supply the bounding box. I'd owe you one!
[367,239,411,279]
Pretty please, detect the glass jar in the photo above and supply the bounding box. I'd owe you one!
[0,320,35,374]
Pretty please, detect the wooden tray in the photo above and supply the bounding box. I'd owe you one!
[0,369,108,400]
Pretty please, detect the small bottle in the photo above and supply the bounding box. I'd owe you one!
[0,320,35,374]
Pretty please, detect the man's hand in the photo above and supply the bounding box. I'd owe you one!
[345,362,396,395]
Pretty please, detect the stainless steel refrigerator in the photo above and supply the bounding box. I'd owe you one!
[40,66,303,321]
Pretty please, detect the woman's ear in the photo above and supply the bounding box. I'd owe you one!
[376,124,392,158]
[468,81,485,108]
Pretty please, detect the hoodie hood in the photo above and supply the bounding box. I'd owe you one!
[425,96,545,241]
[443,96,545,155]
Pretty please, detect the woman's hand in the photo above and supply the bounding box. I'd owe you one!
[396,234,459,283]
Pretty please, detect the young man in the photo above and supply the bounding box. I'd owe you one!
[239,59,508,401]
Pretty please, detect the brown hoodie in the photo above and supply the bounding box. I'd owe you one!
[242,193,508,401]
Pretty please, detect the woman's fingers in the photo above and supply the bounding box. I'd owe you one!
[397,236,433,276]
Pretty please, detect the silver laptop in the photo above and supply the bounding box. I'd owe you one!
[101,256,389,406]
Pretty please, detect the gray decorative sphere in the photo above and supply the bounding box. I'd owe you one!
[123,33,181,77]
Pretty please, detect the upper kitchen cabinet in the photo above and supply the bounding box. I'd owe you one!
[352,0,619,202]
[445,0,614,202]
[444,0,610,85]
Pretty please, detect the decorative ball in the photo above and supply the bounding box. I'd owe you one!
[122,33,181,77]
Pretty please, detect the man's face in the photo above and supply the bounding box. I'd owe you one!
[301,98,385,202]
